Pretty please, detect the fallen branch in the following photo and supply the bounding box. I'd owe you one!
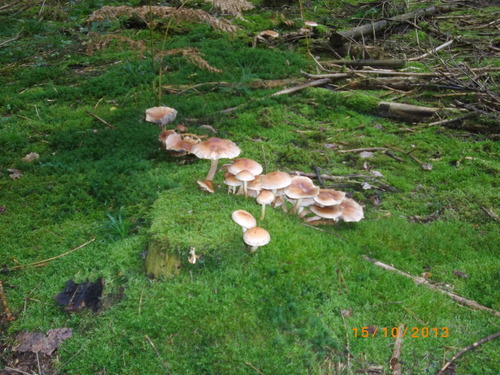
[408,39,454,61]
[271,78,333,96]
[86,110,116,129]
[8,237,96,271]
[437,332,500,375]
[363,256,500,317]
[329,4,461,47]
[323,59,406,69]
[336,147,389,153]
[390,323,405,375]
[378,101,438,121]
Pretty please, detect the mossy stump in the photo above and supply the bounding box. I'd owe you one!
[144,238,181,279]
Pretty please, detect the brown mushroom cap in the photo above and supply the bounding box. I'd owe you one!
[339,198,364,222]
[228,158,263,176]
[243,226,271,250]
[285,176,319,200]
[166,135,200,153]
[197,179,215,193]
[260,171,292,192]
[191,137,241,160]
[256,190,275,205]
[314,189,346,207]
[309,204,343,220]
[146,106,177,126]
[231,210,257,230]
[259,30,279,38]
[159,130,176,144]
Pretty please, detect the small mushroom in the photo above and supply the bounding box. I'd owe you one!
[145,106,177,130]
[285,175,319,213]
[197,179,215,194]
[256,190,275,220]
[231,210,257,233]
[339,198,364,222]
[243,226,270,253]
[235,170,256,198]
[191,137,241,182]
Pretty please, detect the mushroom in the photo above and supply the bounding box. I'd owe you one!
[243,226,270,253]
[339,198,364,222]
[224,172,242,194]
[231,210,257,233]
[197,179,215,194]
[304,204,343,223]
[260,171,292,212]
[314,189,346,207]
[235,170,256,198]
[256,190,275,220]
[188,247,200,264]
[145,106,178,130]
[191,137,241,182]
[228,158,263,177]
[285,175,320,213]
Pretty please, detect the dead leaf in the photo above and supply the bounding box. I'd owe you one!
[421,163,433,171]
[340,308,353,318]
[453,270,469,279]
[361,182,372,190]
[369,170,384,178]
[188,246,200,264]
[7,169,23,179]
[14,328,72,355]
[22,152,40,162]
[359,151,375,158]
[199,124,217,133]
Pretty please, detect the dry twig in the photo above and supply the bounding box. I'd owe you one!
[363,256,500,317]
[437,332,500,375]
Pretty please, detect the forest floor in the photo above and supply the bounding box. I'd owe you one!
[0,0,499,374]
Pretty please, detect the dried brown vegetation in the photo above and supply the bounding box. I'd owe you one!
[87,5,238,34]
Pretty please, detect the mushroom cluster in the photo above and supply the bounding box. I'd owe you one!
[224,166,364,225]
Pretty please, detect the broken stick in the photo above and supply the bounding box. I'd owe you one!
[390,323,405,375]
[363,256,500,317]
[437,332,500,375]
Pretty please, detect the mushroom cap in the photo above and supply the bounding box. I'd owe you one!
[224,174,242,188]
[235,170,256,182]
[191,137,241,160]
[260,171,292,191]
[257,190,275,205]
[166,134,200,153]
[314,189,346,207]
[259,30,279,38]
[285,175,320,200]
[339,198,364,222]
[310,204,343,220]
[304,21,318,27]
[159,130,176,144]
[243,226,271,248]
[231,210,257,229]
[228,158,263,176]
[146,106,177,125]
[197,179,215,193]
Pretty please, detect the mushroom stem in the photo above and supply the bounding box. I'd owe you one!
[260,204,266,221]
[249,246,258,253]
[243,181,248,198]
[299,209,312,218]
[206,159,219,181]
[290,198,303,214]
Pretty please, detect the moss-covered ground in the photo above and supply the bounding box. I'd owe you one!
[1,1,499,374]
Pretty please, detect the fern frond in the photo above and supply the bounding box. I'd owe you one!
[87,6,238,34]
[204,0,254,19]
[158,48,223,73]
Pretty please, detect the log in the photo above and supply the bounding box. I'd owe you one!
[346,77,419,91]
[330,4,461,47]
[323,59,406,69]
[377,101,438,121]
